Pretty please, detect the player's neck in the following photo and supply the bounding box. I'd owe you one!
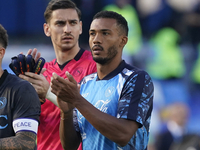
[55,47,80,65]
[96,59,122,80]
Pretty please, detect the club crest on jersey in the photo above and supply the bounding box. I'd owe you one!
[105,86,115,97]
[72,67,83,77]
[0,97,7,109]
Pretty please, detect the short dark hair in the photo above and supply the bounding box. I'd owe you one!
[93,10,128,36]
[44,0,81,23]
[0,24,8,49]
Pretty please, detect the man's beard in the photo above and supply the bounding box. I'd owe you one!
[93,45,118,65]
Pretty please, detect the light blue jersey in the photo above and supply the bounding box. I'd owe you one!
[76,61,154,150]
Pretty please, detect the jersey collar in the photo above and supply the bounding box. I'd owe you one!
[54,48,85,70]
[97,60,131,81]
[74,48,85,61]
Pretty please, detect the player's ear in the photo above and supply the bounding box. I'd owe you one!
[44,23,51,37]
[119,36,128,48]
[0,47,5,59]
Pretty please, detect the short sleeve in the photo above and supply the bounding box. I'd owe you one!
[13,82,41,123]
[117,71,154,127]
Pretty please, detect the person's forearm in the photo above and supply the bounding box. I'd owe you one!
[74,97,138,147]
[0,132,36,150]
[46,88,81,149]
[60,111,81,150]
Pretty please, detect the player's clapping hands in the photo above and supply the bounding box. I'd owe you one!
[51,71,81,113]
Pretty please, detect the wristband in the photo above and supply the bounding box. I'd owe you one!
[45,87,58,106]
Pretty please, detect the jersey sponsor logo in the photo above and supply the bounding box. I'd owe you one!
[13,118,39,134]
[0,97,7,109]
[105,86,115,97]
[94,99,111,113]
[72,67,83,77]
[0,115,8,129]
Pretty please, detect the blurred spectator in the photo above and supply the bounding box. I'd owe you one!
[103,0,143,66]
[146,27,185,79]
[155,102,190,150]
[145,27,189,105]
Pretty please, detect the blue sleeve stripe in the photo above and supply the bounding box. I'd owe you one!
[127,71,145,122]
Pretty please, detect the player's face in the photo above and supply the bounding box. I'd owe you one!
[44,9,82,51]
[89,18,123,65]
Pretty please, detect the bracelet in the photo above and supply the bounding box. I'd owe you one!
[60,117,68,120]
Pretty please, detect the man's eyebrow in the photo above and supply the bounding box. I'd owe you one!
[55,19,78,22]
[89,29,111,32]
[101,29,111,32]
[55,20,66,23]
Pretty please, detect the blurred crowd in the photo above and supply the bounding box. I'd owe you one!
[1,0,200,149]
